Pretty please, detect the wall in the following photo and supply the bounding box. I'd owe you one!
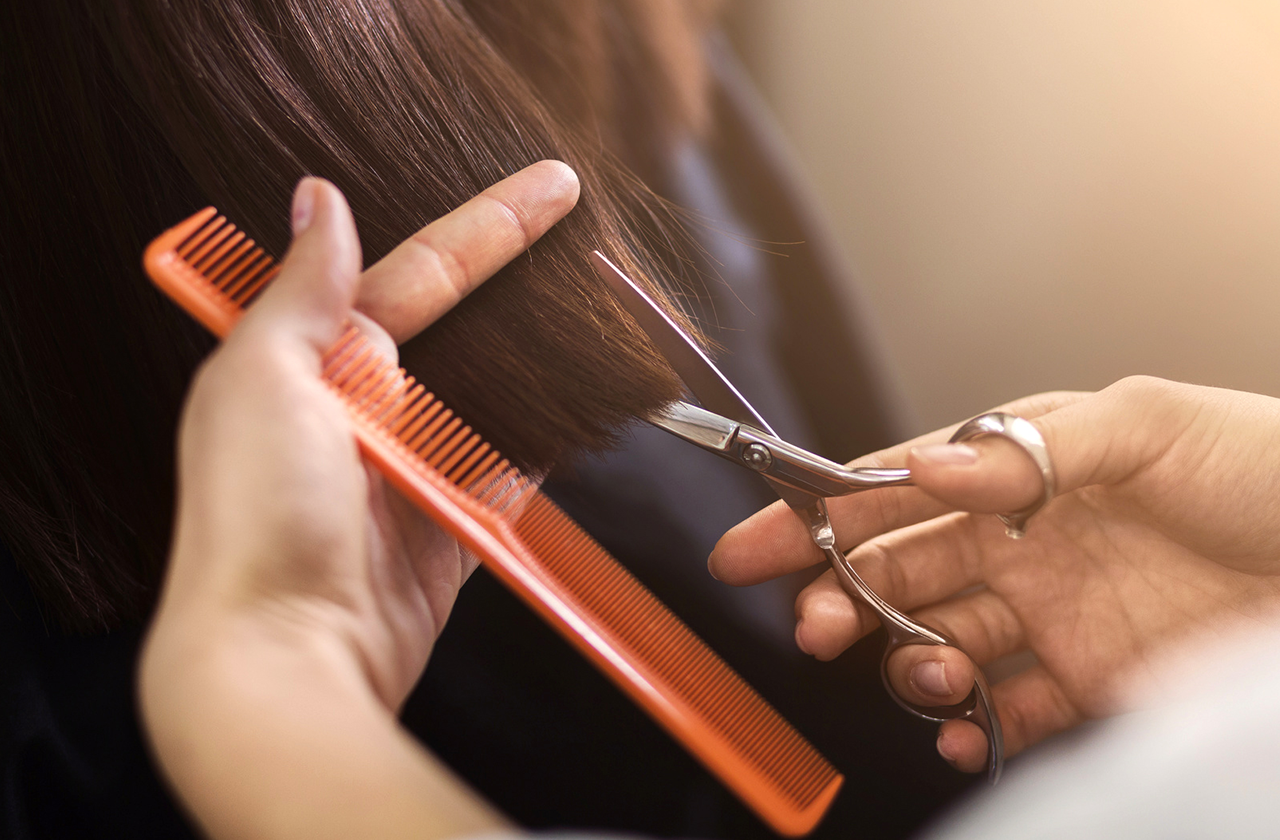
[727,0,1280,433]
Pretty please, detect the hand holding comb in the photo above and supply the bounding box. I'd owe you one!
[143,199,842,835]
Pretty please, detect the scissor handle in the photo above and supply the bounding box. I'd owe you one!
[821,542,1004,783]
[877,640,1003,784]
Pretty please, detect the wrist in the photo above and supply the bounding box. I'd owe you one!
[139,602,504,840]
[140,597,385,762]
[140,603,442,840]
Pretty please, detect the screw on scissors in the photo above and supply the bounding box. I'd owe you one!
[591,252,1055,784]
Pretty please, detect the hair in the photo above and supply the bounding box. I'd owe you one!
[1,0,719,632]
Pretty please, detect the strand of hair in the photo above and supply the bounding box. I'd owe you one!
[478,468,529,515]
[471,463,515,507]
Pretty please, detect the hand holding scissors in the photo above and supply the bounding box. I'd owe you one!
[592,252,1054,782]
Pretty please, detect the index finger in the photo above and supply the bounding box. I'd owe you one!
[709,390,1089,586]
[356,160,580,344]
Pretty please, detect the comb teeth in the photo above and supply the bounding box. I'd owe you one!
[176,213,279,305]
[317,327,535,515]
[512,493,837,810]
[144,208,842,835]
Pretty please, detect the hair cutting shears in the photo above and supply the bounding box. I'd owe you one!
[591,251,1056,784]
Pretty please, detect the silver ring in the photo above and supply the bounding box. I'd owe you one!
[949,412,1055,539]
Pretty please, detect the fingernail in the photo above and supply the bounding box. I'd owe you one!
[937,731,958,764]
[292,178,318,235]
[795,620,813,656]
[706,554,721,581]
[912,443,979,466]
[910,660,952,697]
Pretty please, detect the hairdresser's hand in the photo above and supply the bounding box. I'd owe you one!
[141,163,577,840]
[712,377,1280,773]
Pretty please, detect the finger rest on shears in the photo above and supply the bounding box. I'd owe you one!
[949,412,1055,539]
[879,642,1004,784]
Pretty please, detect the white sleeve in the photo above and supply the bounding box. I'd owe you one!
[921,626,1280,840]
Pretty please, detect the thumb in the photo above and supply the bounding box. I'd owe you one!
[237,178,363,357]
[905,378,1193,514]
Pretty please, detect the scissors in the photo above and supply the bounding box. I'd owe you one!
[591,251,1056,783]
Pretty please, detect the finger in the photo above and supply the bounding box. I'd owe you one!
[712,426,969,587]
[884,589,1026,707]
[711,487,949,586]
[908,435,1045,516]
[711,499,825,584]
[347,310,397,364]
[907,380,1201,516]
[935,720,989,773]
[937,665,1082,772]
[237,178,363,357]
[792,511,988,657]
[1032,376,1205,494]
[993,664,1085,757]
[710,390,1089,586]
[358,160,580,343]
[903,390,1089,514]
[792,568,861,660]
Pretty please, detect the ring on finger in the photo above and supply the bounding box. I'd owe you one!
[949,412,1055,539]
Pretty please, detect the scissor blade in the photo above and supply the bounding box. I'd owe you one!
[650,401,740,452]
[590,251,776,436]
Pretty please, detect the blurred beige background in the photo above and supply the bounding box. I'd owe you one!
[727,0,1280,434]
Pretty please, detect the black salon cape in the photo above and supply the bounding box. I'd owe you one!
[0,42,977,840]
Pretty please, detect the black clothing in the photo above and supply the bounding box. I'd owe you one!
[0,549,190,839]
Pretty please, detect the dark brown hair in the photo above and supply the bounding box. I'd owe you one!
[1,0,718,632]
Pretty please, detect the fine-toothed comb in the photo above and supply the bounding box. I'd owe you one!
[144,208,843,836]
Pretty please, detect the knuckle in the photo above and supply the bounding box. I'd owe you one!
[794,571,839,617]
[866,490,905,539]
[996,696,1030,749]
[796,577,865,641]
[970,609,1003,659]
[954,512,988,577]
[477,191,535,250]
[854,539,908,606]
[1017,390,1087,417]
[1109,374,1178,404]
[1046,680,1082,728]
[406,232,469,306]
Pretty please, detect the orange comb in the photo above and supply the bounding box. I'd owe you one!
[144,208,842,836]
